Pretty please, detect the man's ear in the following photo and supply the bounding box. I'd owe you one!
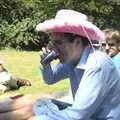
[74,38,82,47]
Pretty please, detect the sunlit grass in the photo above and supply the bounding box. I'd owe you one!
[0,49,69,100]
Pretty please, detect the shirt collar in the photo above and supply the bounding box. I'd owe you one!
[76,47,92,70]
[112,52,120,59]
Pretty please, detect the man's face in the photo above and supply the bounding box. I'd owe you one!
[50,32,84,63]
[102,39,119,57]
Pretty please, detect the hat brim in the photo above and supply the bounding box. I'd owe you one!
[35,19,105,41]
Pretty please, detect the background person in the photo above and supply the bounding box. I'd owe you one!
[102,28,120,69]
[0,58,31,93]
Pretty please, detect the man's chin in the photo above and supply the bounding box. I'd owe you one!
[59,58,64,63]
[59,58,68,64]
[108,53,116,58]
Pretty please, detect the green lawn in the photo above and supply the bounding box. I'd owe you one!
[0,49,69,100]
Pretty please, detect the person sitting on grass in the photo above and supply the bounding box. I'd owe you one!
[0,58,31,93]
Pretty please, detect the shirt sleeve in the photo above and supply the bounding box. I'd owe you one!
[40,63,69,84]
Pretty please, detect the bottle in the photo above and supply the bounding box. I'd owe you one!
[41,51,59,66]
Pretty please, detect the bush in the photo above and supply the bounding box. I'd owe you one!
[0,0,120,50]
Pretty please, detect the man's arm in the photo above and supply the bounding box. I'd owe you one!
[41,63,69,84]
[39,46,69,84]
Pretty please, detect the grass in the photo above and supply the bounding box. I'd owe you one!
[0,49,69,100]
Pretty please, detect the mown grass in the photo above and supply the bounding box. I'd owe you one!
[0,49,69,100]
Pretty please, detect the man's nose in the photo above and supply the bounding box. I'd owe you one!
[47,41,56,50]
[105,44,110,54]
[105,44,110,50]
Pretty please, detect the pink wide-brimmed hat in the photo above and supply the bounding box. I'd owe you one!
[55,9,88,21]
[35,9,105,41]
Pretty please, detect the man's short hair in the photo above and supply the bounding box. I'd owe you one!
[103,28,120,43]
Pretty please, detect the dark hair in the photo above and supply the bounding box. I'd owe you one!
[63,33,90,46]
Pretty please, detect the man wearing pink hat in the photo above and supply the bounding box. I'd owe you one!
[0,9,120,120]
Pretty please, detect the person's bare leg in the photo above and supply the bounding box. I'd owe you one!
[28,116,35,120]
[0,95,37,119]
[0,98,14,113]
[0,106,34,120]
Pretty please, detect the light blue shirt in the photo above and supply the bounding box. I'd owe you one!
[112,53,120,70]
[36,47,120,120]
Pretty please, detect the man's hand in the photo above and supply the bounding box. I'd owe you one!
[40,47,51,60]
[39,47,52,66]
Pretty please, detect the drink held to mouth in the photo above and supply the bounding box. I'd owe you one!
[41,51,59,66]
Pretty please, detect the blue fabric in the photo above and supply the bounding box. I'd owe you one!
[112,53,120,70]
[37,47,120,120]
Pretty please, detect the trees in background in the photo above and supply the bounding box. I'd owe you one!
[0,0,120,50]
